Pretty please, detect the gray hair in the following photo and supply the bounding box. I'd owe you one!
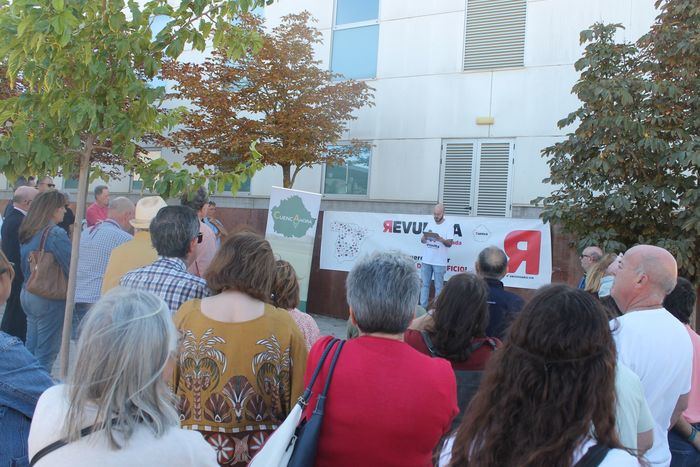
[346,251,420,334]
[94,185,108,197]
[63,287,178,448]
[478,246,508,278]
[108,196,135,213]
[150,205,200,258]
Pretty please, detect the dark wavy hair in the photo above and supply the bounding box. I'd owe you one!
[448,284,621,467]
[19,190,66,243]
[428,273,489,361]
[664,277,696,325]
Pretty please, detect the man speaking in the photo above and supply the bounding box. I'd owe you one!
[419,203,454,308]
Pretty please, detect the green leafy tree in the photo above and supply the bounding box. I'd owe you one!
[0,0,269,374]
[536,0,699,281]
[161,12,374,189]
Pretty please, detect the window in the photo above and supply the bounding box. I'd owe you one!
[323,146,371,196]
[131,150,161,192]
[331,0,379,79]
[463,0,526,71]
[63,174,79,190]
[440,140,513,217]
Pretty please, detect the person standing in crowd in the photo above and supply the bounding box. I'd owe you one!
[0,186,38,341]
[101,196,165,293]
[271,259,321,349]
[73,197,135,338]
[85,185,110,227]
[305,251,457,467]
[419,203,454,308]
[180,188,216,277]
[27,176,36,187]
[120,206,209,314]
[19,191,71,371]
[57,192,76,238]
[474,246,524,339]
[584,253,618,296]
[203,201,228,247]
[441,284,638,466]
[3,177,29,218]
[404,273,499,431]
[578,245,603,288]
[611,245,692,466]
[27,288,218,466]
[664,277,700,465]
[173,232,307,466]
[35,176,55,193]
[0,250,55,466]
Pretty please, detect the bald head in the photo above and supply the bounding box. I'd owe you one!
[433,203,445,223]
[108,197,135,232]
[611,244,678,312]
[12,186,38,211]
[476,246,508,279]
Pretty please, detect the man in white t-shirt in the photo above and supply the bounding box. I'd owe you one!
[419,204,454,308]
[611,245,692,467]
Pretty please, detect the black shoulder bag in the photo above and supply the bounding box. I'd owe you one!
[573,443,611,467]
[29,421,109,466]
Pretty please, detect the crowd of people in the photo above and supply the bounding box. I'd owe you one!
[0,182,697,467]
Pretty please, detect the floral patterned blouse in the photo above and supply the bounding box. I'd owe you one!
[287,308,321,350]
[173,300,308,466]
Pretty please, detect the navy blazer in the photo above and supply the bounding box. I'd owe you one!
[1,207,25,281]
[484,277,525,340]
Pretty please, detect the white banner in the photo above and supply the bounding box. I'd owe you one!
[265,187,322,308]
[320,211,552,289]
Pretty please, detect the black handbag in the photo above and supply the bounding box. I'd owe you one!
[287,338,345,467]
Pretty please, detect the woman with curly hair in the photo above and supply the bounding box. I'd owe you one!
[440,284,638,466]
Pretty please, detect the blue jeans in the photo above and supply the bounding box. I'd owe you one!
[20,289,66,372]
[420,263,446,308]
[669,423,700,467]
[0,332,54,467]
[73,303,92,340]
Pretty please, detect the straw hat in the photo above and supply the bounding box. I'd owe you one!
[130,196,167,230]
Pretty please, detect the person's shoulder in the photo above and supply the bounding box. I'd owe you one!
[174,299,201,326]
[160,427,218,465]
[35,384,67,415]
[601,448,638,466]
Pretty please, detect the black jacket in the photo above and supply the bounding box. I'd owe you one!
[1,207,25,280]
[484,277,525,340]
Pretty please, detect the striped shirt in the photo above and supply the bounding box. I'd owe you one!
[120,257,210,314]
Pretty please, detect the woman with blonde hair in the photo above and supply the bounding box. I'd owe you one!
[173,231,307,466]
[19,190,71,370]
[27,288,217,466]
[271,259,321,349]
[585,253,619,296]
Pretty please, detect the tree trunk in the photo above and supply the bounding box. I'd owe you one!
[59,137,93,378]
[281,164,291,188]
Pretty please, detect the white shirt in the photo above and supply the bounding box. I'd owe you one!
[421,219,454,266]
[29,385,218,467]
[611,308,693,466]
[438,436,638,466]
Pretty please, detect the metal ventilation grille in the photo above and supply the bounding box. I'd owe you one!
[464,0,526,71]
[442,143,474,215]
[476,143,510,217]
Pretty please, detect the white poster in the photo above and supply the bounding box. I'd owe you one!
[320,211,552,290]
[265,187,322,309]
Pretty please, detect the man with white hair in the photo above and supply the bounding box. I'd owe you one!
[611,245,692,466]
[73,197,135,337]
[419,203,454,308]
[0,186,38,340]
[578,245,603,288]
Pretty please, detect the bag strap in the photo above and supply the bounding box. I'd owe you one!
[29,422,105,466]
[573,443,610,467]
[312,340,345,416]
[420,330,438,357]
[37,226,52,252]
[297,338,339,407]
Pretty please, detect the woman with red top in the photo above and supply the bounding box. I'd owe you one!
[405,273,499,431]
[304,251,458,467]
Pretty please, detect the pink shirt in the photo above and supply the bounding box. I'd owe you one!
[85,203,108,227]
[683,324,700,423]
[288,308,321,350]
[187,221,216,278]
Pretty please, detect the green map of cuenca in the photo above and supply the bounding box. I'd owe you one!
[271,195,317,238]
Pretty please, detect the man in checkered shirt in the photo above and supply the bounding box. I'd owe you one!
[120,205,210,314]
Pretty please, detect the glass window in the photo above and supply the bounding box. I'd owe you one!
[324,147,370,196]
[63,175,79,190]
[336,0,379,25]
[331,25,379,80]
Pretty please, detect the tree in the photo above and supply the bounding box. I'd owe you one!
[0,0,268,375]
[161,11,374,189]
[536,0,699,281]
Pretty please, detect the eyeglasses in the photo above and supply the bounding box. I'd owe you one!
[39,182,56,188]
[580,254,593,259]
